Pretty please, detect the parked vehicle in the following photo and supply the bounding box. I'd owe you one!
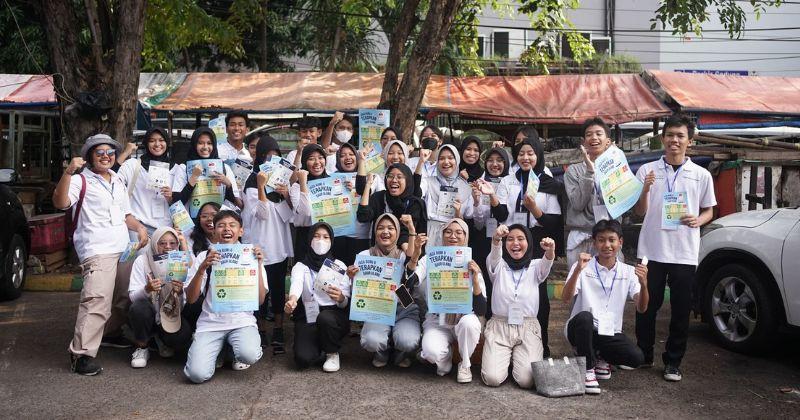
[0,169,30,300]
[697,207,800,353]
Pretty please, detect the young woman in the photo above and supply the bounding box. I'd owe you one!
[379,126,402,149]
[285,223,351,372]
[328,142,370,266]
[117,127,178,235]
[183,201,221,331]
[500,133,564,357]
[416,218,486,383]
[481,224,555,388]
[243,135,294,354]
[355,139,419,196]
[357,163,427,250]
[409,125,444,177]
[289,143,329,263]
[355,213,422,368]
[382,139,410,169]
[172,127,242,212]
[127,227,193,368]
[421,144,474,247]
[458,135,484,182]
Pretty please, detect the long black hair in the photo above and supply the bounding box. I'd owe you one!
[190,201,221,256]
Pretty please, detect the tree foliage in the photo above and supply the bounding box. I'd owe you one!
[652,0,784,38]
[0,2,49,73]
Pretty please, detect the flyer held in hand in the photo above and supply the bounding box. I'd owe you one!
[166,251,192,283]
[210,244,260,313]
[349,255,403,326]
[169,201,195,235]
[307,175,357,237]
[426,246,473,314]
[186,159,224,218]
[594,146,644,219]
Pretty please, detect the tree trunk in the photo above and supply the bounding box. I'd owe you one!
[377,0,421,117]
[391,0,463,144]
[329,25,344,72]
[258,0,269,71]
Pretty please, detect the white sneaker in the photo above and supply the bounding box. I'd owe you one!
[595,359,612,380]
[436,358,453,377]
[323,353,340,372]
[372,352,389,368]
[456,363,472,383]
[130,348,149,369]
[154,336,174,359]
[232,360,251,371]
[585,368,601,394]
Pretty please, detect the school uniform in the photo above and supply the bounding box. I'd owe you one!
[634,156,716,367]
[565,259,644,370]
[117,158,178,233]
[407,157,438,178]
[421,175,475,247]
[480,241,553,388]
[171,162,241,212]
[565,161,606,267]
[183,251,268,383]
[217,141,252,164]
[324,170,371,266]
[472,176,510,318]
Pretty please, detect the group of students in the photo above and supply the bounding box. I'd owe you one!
[54,111,716,395]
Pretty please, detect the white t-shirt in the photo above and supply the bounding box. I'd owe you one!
[117,158,179,229]
[500,171,561,228]
[565,259,640,335]
[217,141,252,164]
[486,241,553,318]
[408,157,437,178]
[289,182,312,227]
[241,188,294,264]
[187,250,268,333]
[420,175,475,247]
[635,157,716,266]
[64,169,132,262]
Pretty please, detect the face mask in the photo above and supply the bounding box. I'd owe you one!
[310,238,331,255]
[335,130,352,143]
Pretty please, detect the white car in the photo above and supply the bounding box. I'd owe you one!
[697,207,800,353]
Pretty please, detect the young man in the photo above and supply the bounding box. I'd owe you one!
[183,210,269,384]
[564,118,614,269]
[562,220,649,395]
[217,110,252,163]
[287,116,323,169]
[633,114,716,382]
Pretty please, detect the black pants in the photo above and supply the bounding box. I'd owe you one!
[538,281,551,358]
[469,222,493,318]
[333,236,369,267]
[635,260,695,367]
[292,305,349,369]
[294,225,310,264]
[259,259,289,316]
[128,299,193,351]
[567,311,644,370]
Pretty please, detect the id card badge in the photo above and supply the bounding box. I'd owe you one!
[303,297,320,323]
[485,218,498,238]
[597,311,615,336]
[152,197,166,218]
[110,204,125,225]
[593,204,610,224]
[508,302,524,325]
[661,191,687,230]
[511,211,528,227]
[436,186,457,218]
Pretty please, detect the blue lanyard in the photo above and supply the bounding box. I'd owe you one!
[663,158,686,193]
[593,259,617,299]
[517,171,542,211]
[96,175,116,200]
[510,267,528,299]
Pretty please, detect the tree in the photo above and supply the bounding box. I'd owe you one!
[652,0,784,37]
[0,2,49,73]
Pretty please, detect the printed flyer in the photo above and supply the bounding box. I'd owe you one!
[146,161,171,191]
[169,201,195,235]
[209,244,259,313]
[231,158,254,191]
[358,109,390,149]
[594,147,644,219]
[165,251,192,283]
[307,176,356,236]
[349,255,403,326]
[426,246,473,314]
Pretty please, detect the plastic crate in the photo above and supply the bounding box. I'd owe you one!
[29,213,67,254]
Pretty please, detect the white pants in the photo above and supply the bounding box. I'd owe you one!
[481,317,543,388]
[421,314,481,370]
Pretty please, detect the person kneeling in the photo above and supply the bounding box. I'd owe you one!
[481,224,555,388]
[561,220,649,395]
[285,223,351,373]
[183,211,268,384]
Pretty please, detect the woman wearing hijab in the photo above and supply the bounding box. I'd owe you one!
[328,143,370,266]
[289,143,329,262]
[415,218,486,383]
[243,135,294,354]
[421,144,475,247]
[117,127,178,235]
[285,223,351,372]
[458,136,484,182]
[355,213,423,368]
[127,227,193,368]
[355,139,421,197]
[499,129,564,357]
[172,127,242,211]
[357,163,427,250]
[481,224,555,388]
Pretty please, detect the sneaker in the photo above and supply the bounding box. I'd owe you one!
[232,360,251,371]
[323,353,340,372]
[372,351,389,368]
[130,348,150,368]
[154,336,174,358]
[436,359,453,377]
[100,335,132,349]
[456,363,472,383]
[617,364,635,371]
[70,354,102,376]
[395,357,412,368]
[585,369,601,394]
[663,365,682,382]
[595,359,612,380]
[271,329,285,355]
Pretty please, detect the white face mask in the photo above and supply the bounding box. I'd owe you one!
[310,238,331,255]
[335,129,353,143]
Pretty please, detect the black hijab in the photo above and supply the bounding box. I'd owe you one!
[383,163,414,214]
[140,127,173,170]
[302,222,335,272]
[301,144,328,181]
[503,224,534,271]
[459,136,484,182]
[244,134,283,202]
[512,134,561,213]
[335,142,360,173]
[186,127,220,161]
[484,147,510,181]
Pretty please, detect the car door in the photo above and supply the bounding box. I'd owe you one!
[782,218,800,326]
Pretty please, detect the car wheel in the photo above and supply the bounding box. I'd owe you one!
[705,263,777,354]
[0,234,26,301]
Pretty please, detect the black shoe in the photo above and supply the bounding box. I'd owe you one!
[272,329,284,346]
[272,344,286,355]
[259,330,269,347]
[70,355,102,376]
[663,365,682,382]
[639,351,654,368]
[265,312,275,322]
[100,335,132,349]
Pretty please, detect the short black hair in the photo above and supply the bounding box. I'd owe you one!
[512,125,540,143]
[581,118,611,138]
[225,110,250,127]
[213,209,242,226]
[297,116,322,130]
[244,132,259,145]
[334,115,354,129]
[421,125,444,140]
[592,219,623,239]
[662,113,695,139]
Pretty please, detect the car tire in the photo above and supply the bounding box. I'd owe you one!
[704,263,777,354]
[0,234,26,301]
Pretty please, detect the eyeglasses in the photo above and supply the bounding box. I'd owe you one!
[94,149,116,157]
[443,229,466,237]
[157,240,178,248]
[386,174,406,181]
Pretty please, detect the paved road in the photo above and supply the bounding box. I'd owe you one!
[1,292,799,419]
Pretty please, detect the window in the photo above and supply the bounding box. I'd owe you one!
[493,32,509,58]
[592,37,611,55]
[477,36,484,58]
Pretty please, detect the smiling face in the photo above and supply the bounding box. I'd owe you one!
[375,217,398,249]
[380,130,398,149]
[462,141,480,165]
[298,127,320,144]
[214,216,243,244]
[385,168,407,197]
[156,232,179,254]
[437,148,457,177]
[91,145,116,172]
[196,134,214,158]
[486,152,505,177]
[663,125,691,159]
[226,116,247,144]
[198,204,219,236]
[338,147,357,172]
[505,228,529,260]
[147,132,167,157]
[593,230,622,261]
[313,226,331,242]
[583,124,611,159]
[386,143,405,165]
[247,141,258,161]
[306,151,326,176]
[442,221,467,246]
[516,144,537,171]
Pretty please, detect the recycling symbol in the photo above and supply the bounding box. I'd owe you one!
[192,198,201,206]
[433,291,442,301]
[356,299,366,308]
[608,195,616,204]
[216,289,226,298]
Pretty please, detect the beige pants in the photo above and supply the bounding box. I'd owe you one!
[481,316,543,388]
[69,253,131,357]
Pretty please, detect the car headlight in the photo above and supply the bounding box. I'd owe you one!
[701,222,724,237]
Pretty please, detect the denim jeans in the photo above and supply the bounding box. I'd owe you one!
[184,325,262,383]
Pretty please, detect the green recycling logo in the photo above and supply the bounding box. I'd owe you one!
[433,291,442,301]
[216,289,226,299]
[192,198,201,207]
[356,299,366,308]
[608,195,616,204]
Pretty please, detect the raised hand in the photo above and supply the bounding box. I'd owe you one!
[576,252,592,271]
[66,157,85,174]
[580,145,595,173]
[493,224,509,242]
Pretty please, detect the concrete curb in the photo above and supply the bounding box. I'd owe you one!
[24,274,83,292]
